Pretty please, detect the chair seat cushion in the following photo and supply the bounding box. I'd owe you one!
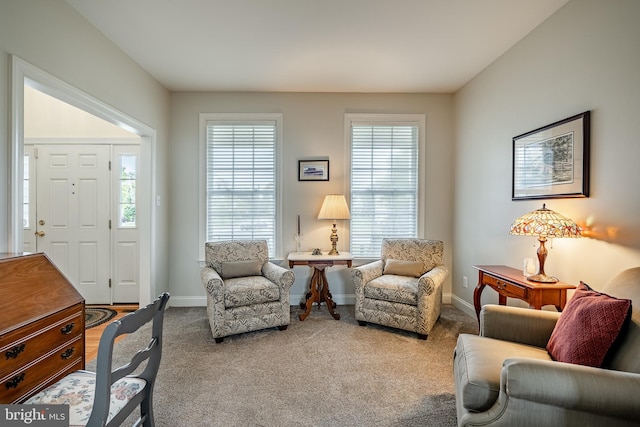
[364,275,418,305]
[24,370,146,427]
[224,276,280,308]
[455,334,551,412]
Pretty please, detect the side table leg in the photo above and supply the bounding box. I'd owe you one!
[299,268,320,321]
[319,268,340,320]
[473,282,486,325]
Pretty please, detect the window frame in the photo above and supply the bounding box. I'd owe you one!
[198,113,283,261]
[344,113,426,259]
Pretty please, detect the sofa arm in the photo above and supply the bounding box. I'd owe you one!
[418,265,448,296]
[201,266,223,295]
[480,305,560,348]
[351,260,384,288]
[502,358,640,422]
[263,261,295,290]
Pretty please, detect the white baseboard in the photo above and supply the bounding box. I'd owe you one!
[167,292,455,308]
[450,294,476,319]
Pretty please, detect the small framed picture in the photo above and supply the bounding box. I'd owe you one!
[298,160,329,181]
[512,111,590,200]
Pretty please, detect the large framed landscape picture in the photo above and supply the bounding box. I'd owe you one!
[512,111,590,200]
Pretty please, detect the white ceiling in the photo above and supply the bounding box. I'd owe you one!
[65,0,569,93]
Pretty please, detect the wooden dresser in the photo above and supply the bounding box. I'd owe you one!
[0,253,85,403]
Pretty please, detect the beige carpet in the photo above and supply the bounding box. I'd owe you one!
[94,304,477,426]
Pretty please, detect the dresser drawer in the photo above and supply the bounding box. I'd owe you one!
[0,305,83,378]
[0,336,83,403]
[484,274,527,299]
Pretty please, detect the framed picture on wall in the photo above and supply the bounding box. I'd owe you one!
[298,160,329,181]
[512,111,590,200]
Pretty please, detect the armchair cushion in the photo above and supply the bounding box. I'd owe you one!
[383,259,424,277]
[220,259,263,279]
[364,275,418,305]
[546,282,632,367]
[455,334,552,412]
[223,276,280,309]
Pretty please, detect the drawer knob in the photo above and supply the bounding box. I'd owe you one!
[60,322,75,335]
[61,347,75,360]
[5,344,26,360]
[5,373,25,390]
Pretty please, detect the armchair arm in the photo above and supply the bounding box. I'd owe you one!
[201,266,223,295]
[351,260,384,289]
[502,358,640,422]
[262,261,295,291]
[417,265,448,296]
[480,305,560,348]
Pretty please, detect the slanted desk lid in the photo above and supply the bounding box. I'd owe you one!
[0,253,84,335]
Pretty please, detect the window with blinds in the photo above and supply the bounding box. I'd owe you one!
[205,120,277,254]
[349,117,421,257]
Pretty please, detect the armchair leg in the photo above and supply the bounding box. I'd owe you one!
[358,321,367,327]
[214,337,224,343]
[417,333,428,340]
[278,325,288,331]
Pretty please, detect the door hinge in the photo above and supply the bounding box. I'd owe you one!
[109,220,112,229]
[108,160,111,171]
[34,148,39,159]
[109,278,112,288]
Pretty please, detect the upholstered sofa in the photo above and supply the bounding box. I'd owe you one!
[454,267,640,426]
[201,240,294,343]
[351,238,448,339]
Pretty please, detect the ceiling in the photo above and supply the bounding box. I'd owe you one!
[65,0,569,93]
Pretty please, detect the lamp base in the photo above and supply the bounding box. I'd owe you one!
[327,248,340,256]
[526,273,559,283]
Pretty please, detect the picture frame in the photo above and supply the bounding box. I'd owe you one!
[512,111,590,200]
[298,159,329,181]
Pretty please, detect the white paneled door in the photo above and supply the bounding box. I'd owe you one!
[34,145,111,304]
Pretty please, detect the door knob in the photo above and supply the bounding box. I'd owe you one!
[34,231,45,237]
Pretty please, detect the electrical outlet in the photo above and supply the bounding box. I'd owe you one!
[463,276,468,288]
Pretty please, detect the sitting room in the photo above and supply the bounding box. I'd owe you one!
[1,1,639,426]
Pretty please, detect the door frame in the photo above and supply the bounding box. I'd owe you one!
[10,55,156,306]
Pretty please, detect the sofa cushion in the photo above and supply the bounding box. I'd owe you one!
[220,259,263,279]
[455,334,552,412]
[546,282,632,367]
[383,259,424,277]
[364,275,418,305]
[224,276,280,308]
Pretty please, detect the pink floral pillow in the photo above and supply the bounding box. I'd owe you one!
[547,282,631,367]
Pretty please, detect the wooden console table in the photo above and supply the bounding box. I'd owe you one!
[288,252,352,321]
[473,265,575,323]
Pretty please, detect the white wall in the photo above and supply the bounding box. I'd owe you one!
[0,0,171,299]
[169,92,454,306]
[453,0,640,316]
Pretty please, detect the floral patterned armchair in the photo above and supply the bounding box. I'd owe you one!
[351,238,448,339]
[201,240,294,343]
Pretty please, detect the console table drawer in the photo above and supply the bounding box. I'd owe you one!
[0,306,83,378]
[0,336,83,403]
[484,275,527,299]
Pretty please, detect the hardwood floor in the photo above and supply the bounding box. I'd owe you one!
[85,305,138,362]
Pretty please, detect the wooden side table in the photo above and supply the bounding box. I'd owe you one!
[473,265,576,323]
[287,252,352,321]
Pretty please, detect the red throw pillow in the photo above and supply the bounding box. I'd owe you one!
[546,282,632,367]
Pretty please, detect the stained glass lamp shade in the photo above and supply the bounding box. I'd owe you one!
[509,204,581,283]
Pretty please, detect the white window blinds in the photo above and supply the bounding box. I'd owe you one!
[206,121,276,254]
[350,123,419,257]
